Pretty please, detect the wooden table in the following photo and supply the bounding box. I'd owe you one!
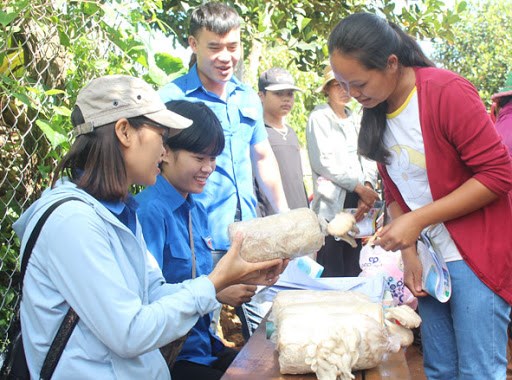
[222,320,411,380]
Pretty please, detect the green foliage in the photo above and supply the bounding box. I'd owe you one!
[158,0,462,77]
[0,0,466,349]
[433,0,512,107]
[0,0,186,348]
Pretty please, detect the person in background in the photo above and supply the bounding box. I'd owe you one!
[255,67,309,217]
[491,71,512,155]
[12,75,285,379]
[232,67,312,338]
[306,64,378,277]
[136,100,258,380]
[158,2,289,258]
[490,71,512,377]
[158,1,289,341]
[328,12,512,379]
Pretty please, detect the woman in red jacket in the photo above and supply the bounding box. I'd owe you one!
[328,12,512,379]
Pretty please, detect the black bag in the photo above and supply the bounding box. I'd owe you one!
[1,198,82,380]
[159,332,191,369]
[1,320,29,380]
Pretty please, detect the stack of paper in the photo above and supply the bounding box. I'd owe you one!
[253,258,386,304]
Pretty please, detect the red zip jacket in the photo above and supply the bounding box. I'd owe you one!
[379,67,512,304]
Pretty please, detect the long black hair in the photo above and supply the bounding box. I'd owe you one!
[497,95,512,109]
[164,100,225,156]
[328,13,435,164]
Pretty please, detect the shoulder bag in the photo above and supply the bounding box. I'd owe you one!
[0,197,82,380]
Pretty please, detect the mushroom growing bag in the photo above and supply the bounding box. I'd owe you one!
[228,208,325,262]
[271,290,412,380]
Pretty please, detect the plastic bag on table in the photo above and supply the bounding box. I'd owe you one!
[358,243,417,309]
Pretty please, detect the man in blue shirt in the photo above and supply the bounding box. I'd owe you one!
[159,2,289,255]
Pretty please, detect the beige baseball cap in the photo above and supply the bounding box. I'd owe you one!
[74,75,192,137]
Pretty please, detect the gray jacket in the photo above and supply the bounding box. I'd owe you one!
[306,103,377,221]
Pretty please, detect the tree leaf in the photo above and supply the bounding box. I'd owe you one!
[154,52,184,75]
[0,11,18,27]
[35,120,68,149]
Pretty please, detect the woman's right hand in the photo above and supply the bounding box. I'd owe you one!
[208,233,287,292]
[401,246,428,298]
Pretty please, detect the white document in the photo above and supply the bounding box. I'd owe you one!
[253,258,386,304]
[417,233,451,303]
[344,204,385,238]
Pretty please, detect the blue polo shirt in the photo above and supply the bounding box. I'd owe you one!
[135,175,221,365]
[159,65,268,250]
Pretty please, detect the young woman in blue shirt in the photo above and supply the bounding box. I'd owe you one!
[136,100,259,380]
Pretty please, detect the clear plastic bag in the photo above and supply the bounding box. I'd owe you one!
[359,243,417,309]
[228,208,325,262]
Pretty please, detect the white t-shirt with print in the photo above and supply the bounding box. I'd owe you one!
[383,88,462,262]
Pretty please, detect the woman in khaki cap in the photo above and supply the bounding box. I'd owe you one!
[10,75,286,379]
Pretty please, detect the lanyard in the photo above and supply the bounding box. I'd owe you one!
[188,210,196,279]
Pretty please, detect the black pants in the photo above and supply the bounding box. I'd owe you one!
[171,347,238,380]
[317,235,362,277]
[316,191,362,277]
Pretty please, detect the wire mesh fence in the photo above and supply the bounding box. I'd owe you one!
[0,0,138,358]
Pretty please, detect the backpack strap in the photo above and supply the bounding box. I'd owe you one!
[19,196,83,380]
[19,197,83,293]
[39,307,79,379]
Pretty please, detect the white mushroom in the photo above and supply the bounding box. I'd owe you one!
[384,305,422,329]
[272,290,406,380]
[385,320,415,347]
[325,212,359,248]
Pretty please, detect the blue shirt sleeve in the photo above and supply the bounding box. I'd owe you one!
[158,80,186,104]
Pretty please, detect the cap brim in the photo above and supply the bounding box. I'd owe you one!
[145,109,193,136]
[315,78,336,93]
[492,90,512,101]
[265,84,302,92]
[315,83,326,93]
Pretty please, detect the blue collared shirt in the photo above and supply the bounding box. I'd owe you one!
[135,175,222,365]
[100,196,139,235]
[159,65,268,250]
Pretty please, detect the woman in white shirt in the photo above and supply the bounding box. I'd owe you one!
[306,65,378,277]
